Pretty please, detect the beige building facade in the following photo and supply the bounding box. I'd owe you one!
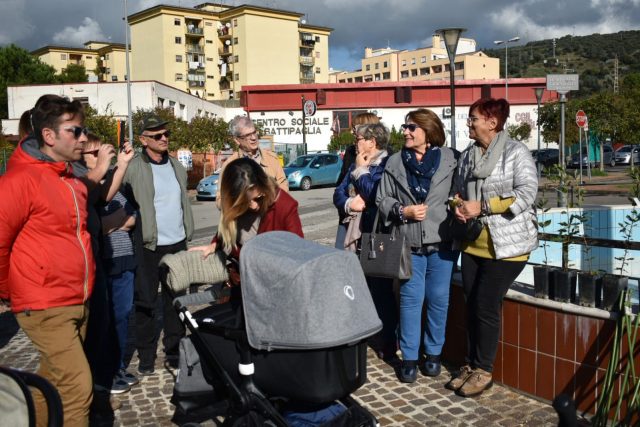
[32,41,128,82]
[128,3,331,101]
[329,35,499,83]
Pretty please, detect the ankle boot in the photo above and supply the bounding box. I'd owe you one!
[420,354,441,377]
[456,368,493,397]
[398,360,418,383]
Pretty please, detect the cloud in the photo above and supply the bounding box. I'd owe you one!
[52,17,106,46]
[0,0,34,45]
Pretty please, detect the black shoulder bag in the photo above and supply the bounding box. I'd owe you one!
[359,210,412,280]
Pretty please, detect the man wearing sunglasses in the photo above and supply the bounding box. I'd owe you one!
[121,113,194,376]
[0,94,96,425]
[215,115,288,204]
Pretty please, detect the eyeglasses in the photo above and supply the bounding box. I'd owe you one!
[82,149,99,157]
[62,126,89,139]
[401,123,419,132]
[143,130,171,140]
[237,130,257,140]
[466,116,486,125]
[355,136,366,142]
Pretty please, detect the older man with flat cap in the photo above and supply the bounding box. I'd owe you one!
[121,114,194,375]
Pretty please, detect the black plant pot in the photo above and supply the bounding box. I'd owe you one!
[533,265,551,299]
[577,272,601,308]
[601,274,628,311]
[553,269,577,303]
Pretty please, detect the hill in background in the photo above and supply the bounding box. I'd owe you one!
[481,30,640,97]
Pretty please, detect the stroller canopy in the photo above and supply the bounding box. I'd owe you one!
[240,231,382,351]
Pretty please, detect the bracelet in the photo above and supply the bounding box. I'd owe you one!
[399,205,407,223]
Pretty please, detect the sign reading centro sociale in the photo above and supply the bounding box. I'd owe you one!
[546,74,579,94]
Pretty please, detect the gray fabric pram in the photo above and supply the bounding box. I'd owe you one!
[240,231,382,350]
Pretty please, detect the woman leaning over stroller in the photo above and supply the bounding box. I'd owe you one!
[333,123,396,360]
[190,157,303,284]
[376,108,458,383]
[447,98,538,397]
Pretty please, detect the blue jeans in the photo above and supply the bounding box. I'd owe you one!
[107,269,135,370]
[399,249,457,361]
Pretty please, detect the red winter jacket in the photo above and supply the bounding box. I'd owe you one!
[0,138,95,313]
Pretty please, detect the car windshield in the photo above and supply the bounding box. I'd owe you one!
[287,156,313,167]
[618,146,631,153]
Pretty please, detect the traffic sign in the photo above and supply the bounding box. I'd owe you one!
[303,99,317,116]
[576,110,588,128]
[547,74,579,94]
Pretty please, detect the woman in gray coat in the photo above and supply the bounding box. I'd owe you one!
[446,98,538,397]
[376,108,458,383]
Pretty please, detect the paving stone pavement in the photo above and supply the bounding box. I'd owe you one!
[0,309,560,427]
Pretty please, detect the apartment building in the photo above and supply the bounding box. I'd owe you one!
[128,2,332,101]
[32,41,128,82]
[329,35,499,83]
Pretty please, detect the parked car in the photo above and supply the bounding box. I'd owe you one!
[532,148,560,168]
[196,169,221,201]
[613,145,640,165]
[568,145,615,168]
[284,153,342,190]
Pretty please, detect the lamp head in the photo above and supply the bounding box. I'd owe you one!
[436,27,466,61]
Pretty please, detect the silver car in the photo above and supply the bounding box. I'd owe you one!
[569,145,615,168]
[613,145,640,165]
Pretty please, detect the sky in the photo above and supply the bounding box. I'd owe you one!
[1,0,639,71]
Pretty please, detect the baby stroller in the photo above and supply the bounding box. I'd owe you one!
[169,231,382,426]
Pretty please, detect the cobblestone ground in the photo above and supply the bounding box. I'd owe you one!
[0,310,559,427]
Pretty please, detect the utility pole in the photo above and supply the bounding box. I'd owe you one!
[613,55,619,94]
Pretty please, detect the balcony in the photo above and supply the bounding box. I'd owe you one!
[217,24,231,38]
[185,25,204,36]
[219,80,231,90]
[188,80,205,87]
[218,47,232,56]
[299,56,315,66]
[186,44,204,54]
[188,61,206,71]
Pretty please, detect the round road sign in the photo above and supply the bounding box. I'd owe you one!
[576,110,588,128]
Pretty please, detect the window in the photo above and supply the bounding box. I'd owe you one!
[315,36,320,42]
[325,155,338,165]
[197,109,202,116]
[86,55,92,59]
[375,63,379,70]
[421,56,426,63]
[365,64,370,71]
[205,39,213,44]
[383,61,388,68]
[315,51,320,58]
[401,70,409,78]
[111,76,118,81]
[233,55,238,63]
[233,37,238,45]
[338,79,346,83]
[176,73,183,81]
[61,53,67,60]
[233,19,237,27]
[374,74,380,81]
[175,36,182,44]
[104,53,109,60]
[157,97,165,108]
[382,72,390,79]
[106,67,111,74]
[207,75,214,79]
[411,58,416,65]
[401,59,406,66]
[315,67,321,74]
[234,73,239,81]
[176,55,183,62]
[420,67,429,75]
[411,69,418,76]
[174,18,180,26]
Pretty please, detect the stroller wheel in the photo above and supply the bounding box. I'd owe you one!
[223,411,274,427]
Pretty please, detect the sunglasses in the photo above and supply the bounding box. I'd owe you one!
[143,130,171,140]
[401,124,419,132]
[82,149,99,156]
[62,126,89,139]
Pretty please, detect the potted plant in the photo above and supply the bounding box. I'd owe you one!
[533,185,553,299]
[576,211,602,308]
[602,169,640,311]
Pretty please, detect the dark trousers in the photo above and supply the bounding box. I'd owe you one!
[135,240,186,368]
[461,252,526,372]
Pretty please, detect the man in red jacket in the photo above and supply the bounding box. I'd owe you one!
[0,95,95,427]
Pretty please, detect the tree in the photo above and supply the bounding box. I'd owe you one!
[84,105,118,146]
[184,115,231,177]
[57,64,88,84]
[0,44,57,119]
[508,122,532,142]
[131,107,187,152]
[327,131,353,153]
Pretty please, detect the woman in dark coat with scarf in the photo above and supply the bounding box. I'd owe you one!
[376,108,458,383]
[333,122,397,360]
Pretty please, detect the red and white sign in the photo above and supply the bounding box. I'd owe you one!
[576,110,588,128]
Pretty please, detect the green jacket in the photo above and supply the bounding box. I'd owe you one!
[123,150,194,251]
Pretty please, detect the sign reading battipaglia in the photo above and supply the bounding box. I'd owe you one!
[254,117,330,136]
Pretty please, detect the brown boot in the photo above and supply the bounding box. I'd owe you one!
[456,368,493,397]
[445,365,474,391]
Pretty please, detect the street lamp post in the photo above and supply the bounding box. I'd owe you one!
[494,36,520,100]
[436,27,466,151]
[123,0,133,143]
[533,87,545,179]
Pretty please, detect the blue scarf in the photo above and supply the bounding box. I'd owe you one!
[401,147,441,203]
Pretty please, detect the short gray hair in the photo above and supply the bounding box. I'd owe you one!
[355,123,389,149]
[228,115,254,137]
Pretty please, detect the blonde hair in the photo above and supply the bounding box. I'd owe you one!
[218,158,277,252]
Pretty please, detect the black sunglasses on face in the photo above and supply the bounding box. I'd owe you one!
[401,124,419,132]
[62,126,89,139]
[143,130,171,140]
[82,149,99,156]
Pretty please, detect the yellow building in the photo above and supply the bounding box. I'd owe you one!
[32,41,129,82]
[329,35,499,83]
[128,2,332,101]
